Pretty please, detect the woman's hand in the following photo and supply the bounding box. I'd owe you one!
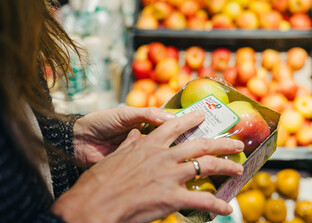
[73,106,176,167]
[52,110,244,223]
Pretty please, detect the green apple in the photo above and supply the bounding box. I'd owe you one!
[227,101,270,156]
[186,176,216,193]
[163,108,182,114]
[218,151,247,164]
[181,78,229,108]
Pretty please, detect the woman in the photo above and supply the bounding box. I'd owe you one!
[0,0,244,222]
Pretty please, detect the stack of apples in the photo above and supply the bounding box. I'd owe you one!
[137,0,312,31]
[126,43,209,108]
[221,46,312,148]
[237,169,312,223]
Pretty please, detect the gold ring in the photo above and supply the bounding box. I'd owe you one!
[191,159,201,178]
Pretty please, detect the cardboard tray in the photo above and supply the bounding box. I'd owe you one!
[157,78,280,222]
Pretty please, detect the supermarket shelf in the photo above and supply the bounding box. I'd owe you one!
[269,147,312,161]
[133,28,312,40]
[132,29,312,51]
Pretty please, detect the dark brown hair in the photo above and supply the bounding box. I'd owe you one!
[0,0,84,159]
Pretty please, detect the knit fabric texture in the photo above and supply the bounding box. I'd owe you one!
[0,76,83,222]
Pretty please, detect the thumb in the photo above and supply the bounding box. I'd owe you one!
[117,106,176,127]
[118,129,142,148]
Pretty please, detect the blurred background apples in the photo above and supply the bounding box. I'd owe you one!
[136,0,312,31]
[127,43,312,149]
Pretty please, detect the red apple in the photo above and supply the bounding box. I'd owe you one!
[155,84,176,107]
[247,77,269,98]
[262,49,281,71]
[277,78,299,100]
[236,10,259,29]
[288,0,312,14]
[136,14,159,30]
[289,13,312,30]
[223,1,242,20]
[166,46,179,61]
[272,0,288,12]
[169,73,192,92]
[194,9,209,21]
[133,78,157,95]
[149,69,158,82]
[296,126,312,146]
[287,47,308,71]
[259,11,283,29]
[237,61,257,84]
[179,0,200,18]
[223,67,238,86]
[197,66,216,77]
[279,20,292,31]
[187,17,206,30]
[211,48,231,72]
[236,47,256,65]
[272,64,293,82]
[206,0,227,14]
[126,89,148,107]
[185,46,206,70]
[227,101,271,156]
[211,14,234,29]
[134,45,150,61]
[294,95,312,118]
[141,5,155,16]
[152,1,173,20]
[132,60,153,79]
[142,0,156,5]
[164,11,187,29]
[260,93,288,113]
[148,42,168,65]
[249,0,272,16]
[196,0,206,8]
[236,86,258,101]
[180,65,192,75]
[296,85,311,97]
[155,58,180,83]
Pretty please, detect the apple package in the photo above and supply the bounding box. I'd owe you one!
[142,77,280,223]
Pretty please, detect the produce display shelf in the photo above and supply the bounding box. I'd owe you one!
[133,28,312,41]
[269,147,312,161]
[133,0,312,50]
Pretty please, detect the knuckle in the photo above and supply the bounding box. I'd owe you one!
[146,107,159,119]
[169,122,183,135]
[201,156,217,174]
[202,196,214,209]
[159,187,176,208]
[193,138,210,153]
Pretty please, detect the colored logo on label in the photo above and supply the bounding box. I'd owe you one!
[206,102,222,109]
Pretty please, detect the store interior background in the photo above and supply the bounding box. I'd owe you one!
[49,1,312,223]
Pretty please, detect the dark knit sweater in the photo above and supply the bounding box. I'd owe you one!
[0,80,83,222]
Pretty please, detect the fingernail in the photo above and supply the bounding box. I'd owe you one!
[237,165,244,175]
[233,140,244,151]
[128,129,136,137]
[193,110,205,118]
[157,112,176,122]
[226,204,233,214]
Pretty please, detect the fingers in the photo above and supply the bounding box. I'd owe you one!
[177,156,243,182]
[171,138,244,163]
[118,129,142,148]
[176,189,233,216]
[148,110,206,147]
[116,106,176,127]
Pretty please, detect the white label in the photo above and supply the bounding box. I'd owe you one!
[174,95,240,144]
